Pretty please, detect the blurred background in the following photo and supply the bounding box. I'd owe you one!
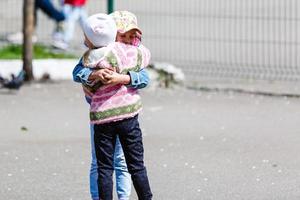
[1,1,300,200]
[1,0,300,83]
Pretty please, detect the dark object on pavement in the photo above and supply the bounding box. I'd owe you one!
[0,70,25,90]
[21,126,28,132]
[39,72,51,82]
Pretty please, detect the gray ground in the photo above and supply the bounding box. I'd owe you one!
[1,81,300,200]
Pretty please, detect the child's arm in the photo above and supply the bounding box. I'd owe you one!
[102,69,150,89]
[72,58,93,84]
[72,58,111,85]
[72,58,149,89]
[138,44,151,69]
[127,70,150,89]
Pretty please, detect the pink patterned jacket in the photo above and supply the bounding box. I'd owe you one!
[82,42,151,124]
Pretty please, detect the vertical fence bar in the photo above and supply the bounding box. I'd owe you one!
[22,0,34,81]
[295,0,298,73]
[107,0,114,14]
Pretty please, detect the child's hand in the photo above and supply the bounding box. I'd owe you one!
[102,72,130,85]
[89,68,113,83]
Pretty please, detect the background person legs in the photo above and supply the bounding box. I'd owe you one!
[52,3,87,50]
[6,0,65,44]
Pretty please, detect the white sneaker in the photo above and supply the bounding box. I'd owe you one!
[52,31,63,41]
[7,32,38,44]
[52,39,69,50]
[52,21,65,41]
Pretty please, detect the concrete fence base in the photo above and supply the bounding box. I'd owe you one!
[0,59,78,80]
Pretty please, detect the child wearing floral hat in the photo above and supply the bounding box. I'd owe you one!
[110,10,143,46]
[77,12,153,200]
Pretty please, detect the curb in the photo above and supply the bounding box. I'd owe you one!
[187,80,300,97]
[0,59,78,80]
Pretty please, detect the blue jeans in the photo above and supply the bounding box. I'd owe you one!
[94,115,153,200]
[62,4,87,43]
[90,125,131,200]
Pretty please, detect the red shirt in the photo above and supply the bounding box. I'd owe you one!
[64,0,87,6]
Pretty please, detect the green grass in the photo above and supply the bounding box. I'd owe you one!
[0,44,77,59]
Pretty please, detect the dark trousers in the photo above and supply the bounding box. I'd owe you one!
[94,115,153,200]
[35,0,65,26]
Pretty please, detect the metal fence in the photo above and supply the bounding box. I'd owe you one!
[1,0,300,82]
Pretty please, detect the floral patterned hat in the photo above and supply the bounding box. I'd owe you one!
[110,10,142,34]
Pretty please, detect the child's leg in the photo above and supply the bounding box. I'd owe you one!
[78,7,88,29]
[114,136,131,200]
[117,115,153,200]
[90,127,131,200]
[62,5,78,44]
[94,123,117,200]
[36,0,65,23]
[89,124,99,200]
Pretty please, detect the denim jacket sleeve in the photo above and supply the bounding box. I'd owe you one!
[127,69,150,89]
[72,58,150,89]
[72,58,93,85]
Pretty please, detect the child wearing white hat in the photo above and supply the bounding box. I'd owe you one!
[81,12,150,91]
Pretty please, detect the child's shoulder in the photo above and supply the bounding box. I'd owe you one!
[109,42,141,51]
[83,47,110,67]
[137,44,150,53]
[137,44,151,64]
[85,46,110,56]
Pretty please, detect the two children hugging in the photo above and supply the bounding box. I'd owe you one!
[73,11,152,200]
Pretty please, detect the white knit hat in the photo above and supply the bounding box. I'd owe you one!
[82,13,117,48]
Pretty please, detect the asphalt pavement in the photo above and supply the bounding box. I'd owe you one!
[1,81,300,200]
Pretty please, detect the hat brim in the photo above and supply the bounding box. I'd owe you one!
[118,25,142,35]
